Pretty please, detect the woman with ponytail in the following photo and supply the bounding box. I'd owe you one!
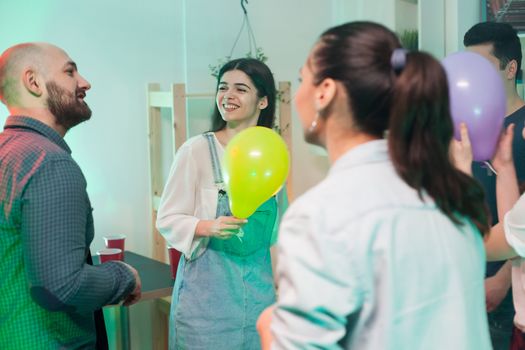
[257,21,491,349]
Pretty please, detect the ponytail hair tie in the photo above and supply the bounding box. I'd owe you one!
[391,48,408,75]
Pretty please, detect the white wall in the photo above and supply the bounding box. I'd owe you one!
[396,0,418,33]
[420,0,481,58]
[0,1,183,348]
[332,0,396,27]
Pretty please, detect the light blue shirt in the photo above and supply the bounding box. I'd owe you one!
[272,140,491,350]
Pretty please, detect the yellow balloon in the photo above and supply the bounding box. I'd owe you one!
[222,126,289,218]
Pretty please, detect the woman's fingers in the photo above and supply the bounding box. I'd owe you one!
[459,122,471,146]
[212,216,248,238]
[221,223,241,231]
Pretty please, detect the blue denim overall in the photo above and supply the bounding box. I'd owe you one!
[169,133,277,350]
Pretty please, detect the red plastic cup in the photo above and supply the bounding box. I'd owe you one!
[97,248,123,263]
[104,234,126,251]
[167,246,182,280]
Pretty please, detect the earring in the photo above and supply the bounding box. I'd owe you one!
[308,113,320,132]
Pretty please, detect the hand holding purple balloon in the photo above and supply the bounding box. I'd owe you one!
[442,51,506,161]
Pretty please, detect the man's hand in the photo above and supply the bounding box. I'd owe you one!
[123,264,142,306]
[257,305,275,350]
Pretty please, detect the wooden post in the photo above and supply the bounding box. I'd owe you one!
[172,84,187,152]
[147,83,167,263]
[278,81,293,201]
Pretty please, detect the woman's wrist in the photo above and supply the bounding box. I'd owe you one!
[195,220,211,237]
[496,163,516,177]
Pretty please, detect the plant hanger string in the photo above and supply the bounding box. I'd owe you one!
[229,0,259,58]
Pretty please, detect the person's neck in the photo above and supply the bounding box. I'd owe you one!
[8,106,66,137]
[216,120,257,146]
[506,90,525,117]
[325,126,379,164]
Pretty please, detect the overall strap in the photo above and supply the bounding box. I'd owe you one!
[203,132,224,185]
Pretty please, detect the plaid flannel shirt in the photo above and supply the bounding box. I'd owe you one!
[0,116,135,349]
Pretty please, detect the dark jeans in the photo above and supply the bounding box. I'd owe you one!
[487,262,515,350]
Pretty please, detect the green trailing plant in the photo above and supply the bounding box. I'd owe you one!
[272,121,290,135]
[209,47,268,79]
[399,29,418,51]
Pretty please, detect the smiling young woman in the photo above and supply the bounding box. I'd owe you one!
[156,58,286,349]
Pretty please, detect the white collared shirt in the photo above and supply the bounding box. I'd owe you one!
[272,140,490,349]
[504,194,525,331]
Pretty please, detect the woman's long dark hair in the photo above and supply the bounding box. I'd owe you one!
[210,58,276,132]
[311,21,489,234]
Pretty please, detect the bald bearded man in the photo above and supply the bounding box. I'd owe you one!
[0,43,141,349]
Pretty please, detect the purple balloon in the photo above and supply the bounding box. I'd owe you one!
[442,51,506,161]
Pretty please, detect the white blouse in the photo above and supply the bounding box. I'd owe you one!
[504,194,525,331]
[156,134,222,260]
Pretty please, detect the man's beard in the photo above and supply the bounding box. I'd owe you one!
[46,81,92,131]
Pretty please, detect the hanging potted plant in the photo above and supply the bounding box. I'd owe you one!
[208,0,288,135]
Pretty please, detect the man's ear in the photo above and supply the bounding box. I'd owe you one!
[505,59,518,81]
[22,68,43,97]
[258,96,268,110]
[314,78,337,112]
